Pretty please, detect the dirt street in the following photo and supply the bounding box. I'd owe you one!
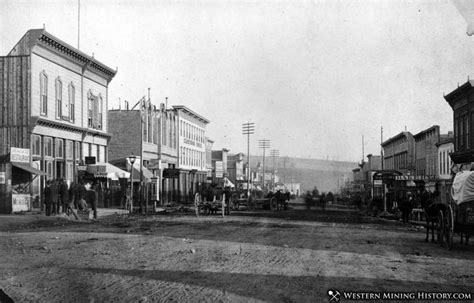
[0,207,473,302]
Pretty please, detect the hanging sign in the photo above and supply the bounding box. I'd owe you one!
[10,147,30,163]
[0,172,5,184]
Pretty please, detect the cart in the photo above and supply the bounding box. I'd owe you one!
[439,171,474,249]
[194,192,233,218]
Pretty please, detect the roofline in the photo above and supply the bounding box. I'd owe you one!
[413,125,439,139]
[173,105,210,124]
[444,80,474,104]
[381,131,411,147]
[11,29,117,79]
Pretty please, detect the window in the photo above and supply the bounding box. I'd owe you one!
[40,72,48,116]
[44,137,53,158]
[55,77,62,119]
[46,161,54,180]
[31,135,41,156]
[66,140,73,160]
[68,83,75,122]
[55,139,64,159]
[88,91,101,129]
[98,95,103,130]
[88,93,93,127]
[75,142,80,161]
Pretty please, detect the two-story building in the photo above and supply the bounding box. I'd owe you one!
[174,105,209,202]
[381,131,415,174]
[444,80,474,170]
[108,100,179,204]
[0,29,116,212]
[413,125,440,192]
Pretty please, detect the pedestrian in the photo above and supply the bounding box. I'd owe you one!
[74,181,85,209]
[304,191,312,210]
[59,179,69,214]
[84,180,98,219]
[66,182,79,220]
[43,180,52,216]
[50,179,59,215]
[400,194,412,223]
[319,193,326,211]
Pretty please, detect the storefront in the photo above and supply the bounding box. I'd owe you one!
[0,148,47,214]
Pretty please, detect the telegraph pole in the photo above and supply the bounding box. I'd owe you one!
[242,122,255,201]
[258,139,270,191]
[270,149,279,190]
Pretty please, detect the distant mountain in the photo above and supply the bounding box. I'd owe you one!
[246,155,357,193]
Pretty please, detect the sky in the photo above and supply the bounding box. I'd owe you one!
[2,0,474,162]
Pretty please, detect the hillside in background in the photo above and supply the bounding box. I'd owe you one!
[247,155,357,193]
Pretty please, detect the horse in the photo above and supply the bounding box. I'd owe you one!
[422,199,446,243]
[275,191,290,210]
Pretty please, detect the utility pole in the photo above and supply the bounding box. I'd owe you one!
[258,139,270,191]
[381,126,386,212]
[270,149,279,190]
[78,0,80,49]
[242,122,255,201]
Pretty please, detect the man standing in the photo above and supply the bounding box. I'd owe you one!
[50,179,59,216]
[43,180,52,216]
[84,181,98,219]
[59,179,69,214]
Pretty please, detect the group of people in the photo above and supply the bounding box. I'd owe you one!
[42,179,98,219]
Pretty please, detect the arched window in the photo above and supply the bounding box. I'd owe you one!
[40,71,48,116]
[55,77,62,119]
[68,82,75,121]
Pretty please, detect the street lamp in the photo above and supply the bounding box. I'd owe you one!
[129,154,137,214]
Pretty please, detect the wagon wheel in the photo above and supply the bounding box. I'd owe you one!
[445,205,454,250]
[437,210,445,247]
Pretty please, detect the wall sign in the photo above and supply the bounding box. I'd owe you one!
[10,147,30,163]
[0,172,5,184]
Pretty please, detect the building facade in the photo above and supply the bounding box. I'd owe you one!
[437,136,454,204]
[445,80,474,169]
[108,100,179,204]
[381,131,415,174]
[0,29,116,206]
[413,125,440,192]
[227,153,245,185]
[174,105,209,202]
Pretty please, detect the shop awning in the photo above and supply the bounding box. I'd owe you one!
[87,163,130,180]
[131,166,154,182]
[11,162,47,175]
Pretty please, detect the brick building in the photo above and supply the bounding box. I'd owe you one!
[381,131,415,174]
[413,126,440,191]
[444,80,474,168]
[108,101,179,203]
[0,29,116,207]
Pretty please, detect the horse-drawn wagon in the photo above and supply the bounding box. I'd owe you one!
[430,171,474,249]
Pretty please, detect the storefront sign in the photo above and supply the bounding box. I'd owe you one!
[395,175,435,181]
[10,147,30,163]
[12,194,30,212]
[163,168,179,179]
[0,172,5,184]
